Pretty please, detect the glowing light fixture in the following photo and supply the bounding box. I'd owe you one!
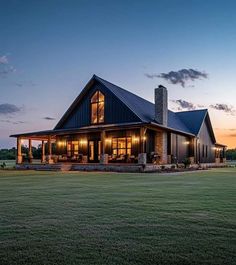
[132,137,139,142]
[80,139,88,145]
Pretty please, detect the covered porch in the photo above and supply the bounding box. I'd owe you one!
[10,123,173,166]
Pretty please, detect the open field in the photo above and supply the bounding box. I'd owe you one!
[0,168,235,265]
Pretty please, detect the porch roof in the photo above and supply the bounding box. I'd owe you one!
[9,122,144,140]
[215,143,227,148]
[10,119,196,141]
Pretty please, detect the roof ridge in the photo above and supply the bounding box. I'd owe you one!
[94,75,154,106]
[176,109,208,114]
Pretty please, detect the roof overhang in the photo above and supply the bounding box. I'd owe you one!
[149,122,195,137]
[215,143,227,148]
[10,122,144,140]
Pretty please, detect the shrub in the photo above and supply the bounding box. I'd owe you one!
[182,158,191,168]
[0,162,6,169]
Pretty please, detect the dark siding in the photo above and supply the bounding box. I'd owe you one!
[197,120,215,163]
[59,81,141,129]
[170,133,190,162]
[105,129,140,157]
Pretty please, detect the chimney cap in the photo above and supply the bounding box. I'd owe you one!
[158,85,167,89]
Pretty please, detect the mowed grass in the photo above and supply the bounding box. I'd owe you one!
[0,169,235,265]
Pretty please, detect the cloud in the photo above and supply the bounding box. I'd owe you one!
[0,119,25,125]
[0,55,8,64]
[144,73,159,79]
[145,69,208,87]
[171,99,197,110]
[0,104,21,115]
[210,104,235,115]
[0,54,16,77]
[43,117,55,120]
[15,83,23,87]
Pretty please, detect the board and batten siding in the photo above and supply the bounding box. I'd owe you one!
[170,133,190,163]
[58,81,141,129]
[197,120,215,163]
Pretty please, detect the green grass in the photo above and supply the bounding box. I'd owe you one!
[0,169,235,265]
[0,159,15,168]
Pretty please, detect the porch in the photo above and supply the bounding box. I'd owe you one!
[11,124,169,166]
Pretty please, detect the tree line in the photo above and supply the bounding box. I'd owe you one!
[0,144,56,160]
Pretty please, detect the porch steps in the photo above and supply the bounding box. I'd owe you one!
[60,164,72,171]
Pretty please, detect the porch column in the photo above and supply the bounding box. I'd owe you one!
[155,131,168,164]
[41,140,46,163]
[100,130,108,164]
[47,136,53,164]
[138,127,147,165]
[28,139,33,163]
[16,137,22,164]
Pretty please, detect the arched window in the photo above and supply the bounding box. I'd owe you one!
[91,91,105,124]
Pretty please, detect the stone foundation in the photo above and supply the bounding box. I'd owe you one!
[189,156,195,164]
[100,154,108,164]
[138,153,147,165]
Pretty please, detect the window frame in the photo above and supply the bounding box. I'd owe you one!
[90,91,105,124]
[112,137,132,156]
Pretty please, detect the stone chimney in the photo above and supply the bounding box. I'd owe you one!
[155,85,168,126]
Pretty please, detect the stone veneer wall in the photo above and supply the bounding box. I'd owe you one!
[155,131,168,164]
[155,86,168,126]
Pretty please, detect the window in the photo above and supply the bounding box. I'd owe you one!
[112,137,131,156]
[91,91,104,124]
[202,144,205,157]
[206,145,208,158]
[67,141,79,157]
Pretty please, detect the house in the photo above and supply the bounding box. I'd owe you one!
[10,75,226,168]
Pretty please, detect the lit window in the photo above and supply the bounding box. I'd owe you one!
[112,137,132,156]
[91,91,104,124]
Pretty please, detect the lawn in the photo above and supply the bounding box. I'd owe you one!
[0,169,235,265]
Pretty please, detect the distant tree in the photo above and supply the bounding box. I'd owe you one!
[0,143,57,160]
[226,149,236,160]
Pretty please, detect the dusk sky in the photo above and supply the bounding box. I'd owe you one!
[1,0,236,148]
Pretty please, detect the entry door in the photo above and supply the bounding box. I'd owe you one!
[88,140,101,163]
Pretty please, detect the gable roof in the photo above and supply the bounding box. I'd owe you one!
[55,75,215,140]
[175,109,208,135]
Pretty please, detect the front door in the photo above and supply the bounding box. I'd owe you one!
[88,140,101,163]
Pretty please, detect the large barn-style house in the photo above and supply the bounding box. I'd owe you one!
[11,75,226,171]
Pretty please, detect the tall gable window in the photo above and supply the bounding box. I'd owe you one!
[91,91,104,124]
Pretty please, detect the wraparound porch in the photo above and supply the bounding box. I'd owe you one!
[12,124,170,166]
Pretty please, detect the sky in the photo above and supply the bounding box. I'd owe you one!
[1,0,236,148]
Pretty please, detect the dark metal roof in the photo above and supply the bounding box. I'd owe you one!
[11,75,216,140]
[10,122,144,138]
[95,75,197,135]
[175,109,208,135]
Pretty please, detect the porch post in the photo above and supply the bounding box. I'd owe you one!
[28,139,33,163]
[100,130,108,164]
[138,127,147,165]
[16,137,22,164]
[41,140,46,163]
[47,136,53,164]
[155,131,168,164]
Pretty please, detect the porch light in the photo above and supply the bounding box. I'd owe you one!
[80,139,88,145]
[184,141,190,145]
[142,136,147,141]
[105,138,112,143]
[132,137,139,142]
[57,141,66,146]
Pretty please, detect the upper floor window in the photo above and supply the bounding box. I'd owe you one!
[91,91,104,124]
